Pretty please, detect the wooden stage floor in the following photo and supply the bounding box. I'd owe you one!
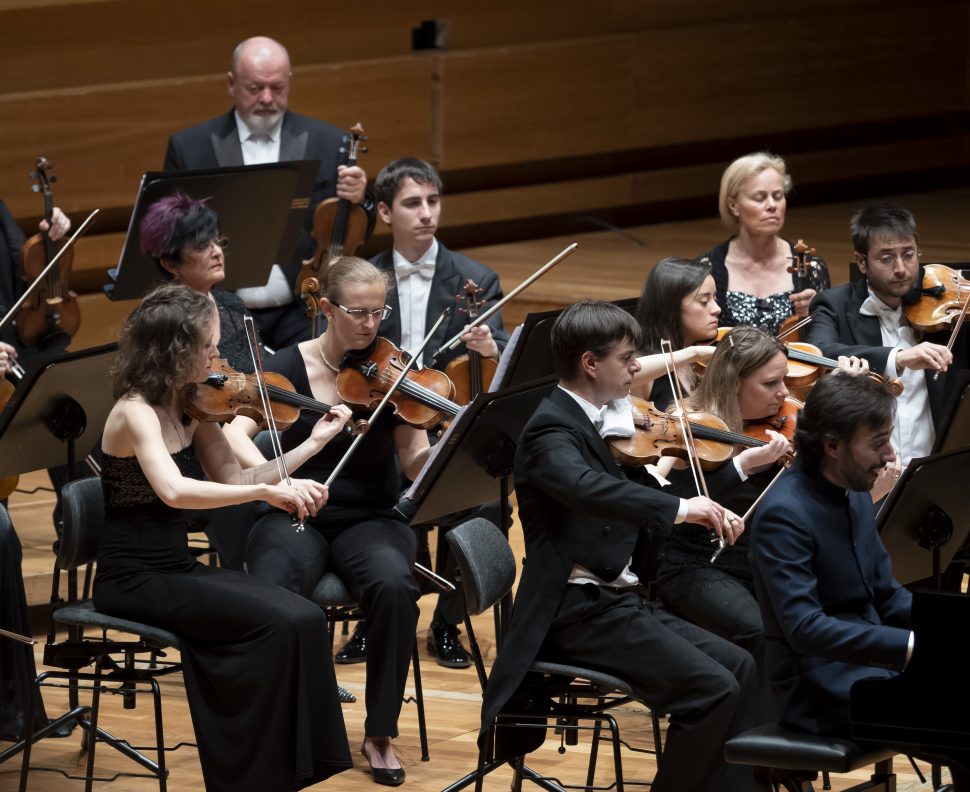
[5,187,968,790]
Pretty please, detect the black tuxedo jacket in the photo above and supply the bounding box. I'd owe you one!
[371,244,509,367]
[164,109,374,281]
[806,276,970,431]
[479,388,680,755]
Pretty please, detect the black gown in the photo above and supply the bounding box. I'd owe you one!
[92,445,351,792]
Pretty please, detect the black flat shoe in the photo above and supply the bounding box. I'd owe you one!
[426,624,471,668]
[335,622,367,664]
[360,744,405,786]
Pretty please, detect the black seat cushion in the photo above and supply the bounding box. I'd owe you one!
[310,572,356,607]
[54,599,181,650]
[725,723,895,772]
[531,661,635,697]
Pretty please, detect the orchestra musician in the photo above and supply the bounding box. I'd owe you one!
[698,152,830,335]
[224,256,434,786]
[92,283,353,792]
[330,158,511,670]
[805,202,970,467]
[163,36,375,349]
[749,372,969,789]
[138,190,259,373]
[480,299,761,792]
[1,200,71,743]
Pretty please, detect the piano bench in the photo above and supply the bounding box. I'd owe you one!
[725,723,897,791]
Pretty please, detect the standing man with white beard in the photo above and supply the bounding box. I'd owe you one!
[164,36,374,349]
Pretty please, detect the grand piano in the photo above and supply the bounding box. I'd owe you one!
[851,589,970,783]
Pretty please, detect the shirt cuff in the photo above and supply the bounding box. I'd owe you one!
[886,347,899,380]
[733,456,749,482]
[675,498,688,524]
[904,630,914,667]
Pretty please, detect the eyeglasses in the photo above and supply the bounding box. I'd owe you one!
[867,248,920,268]
[190,236,230,252]
[334,303,392,321]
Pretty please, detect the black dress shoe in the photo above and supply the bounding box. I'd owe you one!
[426,624,472,668]
[337,685,356,704]
[335,623,367,664]
[360,744,405,786]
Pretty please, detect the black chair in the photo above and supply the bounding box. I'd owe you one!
[443,517,663,792]
[252,430,430,760]
[18,477,191,792]
[724,723,897,792]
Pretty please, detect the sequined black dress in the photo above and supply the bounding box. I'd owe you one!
[93,446,351,792]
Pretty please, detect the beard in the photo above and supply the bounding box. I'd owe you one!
[843,460,884,492]
[242,108,283,138]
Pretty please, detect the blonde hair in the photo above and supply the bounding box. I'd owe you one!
[320,256,392,304]
[686,326,785,432]
[718,152,792,228]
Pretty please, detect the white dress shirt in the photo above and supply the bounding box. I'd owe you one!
[232,111,293,308]
[859,289,935,465]
[558,387,687,589]
[392,238,438,361]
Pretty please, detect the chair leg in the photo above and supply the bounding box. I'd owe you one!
[463,615,489,693]
[82,660,106,792]
[651,710,663,769]
[150,677,168,792]
[586,711,602,790]
[411,638,430,761]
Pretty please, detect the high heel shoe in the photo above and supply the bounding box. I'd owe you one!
[360,742,405,786]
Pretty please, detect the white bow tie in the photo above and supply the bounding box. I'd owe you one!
[394,260,436,281]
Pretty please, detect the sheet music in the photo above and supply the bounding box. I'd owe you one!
[404,404,469,500]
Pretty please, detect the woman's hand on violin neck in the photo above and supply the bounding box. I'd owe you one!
[0,342,16,376]
[737,429,789,475]
[896,341,952,373]
[788,287,817,318]
[461,324,499,360]
[310,404,353,449]
[683,496,744,545]
[834,355,870,377]
[39,206,71,241]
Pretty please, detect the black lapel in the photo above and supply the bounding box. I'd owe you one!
[549,388,622,476]
[374,250,403,345]
[423,245,463,365]
[279,113,308,162]
[845,277,884,347]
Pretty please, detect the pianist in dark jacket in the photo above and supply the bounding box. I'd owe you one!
[749,372,912,736]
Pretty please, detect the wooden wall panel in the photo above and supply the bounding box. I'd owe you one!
[0,56,433,218]
[439,4,970,169]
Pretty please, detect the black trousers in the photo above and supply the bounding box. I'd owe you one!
[246,508,420,737]
[544,585,758,792]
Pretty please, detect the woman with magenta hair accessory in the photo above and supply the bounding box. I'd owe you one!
[139,190,260,372]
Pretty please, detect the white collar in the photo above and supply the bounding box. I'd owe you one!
[859,288,902,319]
[391,238,438,269]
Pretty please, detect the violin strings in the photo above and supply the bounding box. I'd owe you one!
[374,369,460,415]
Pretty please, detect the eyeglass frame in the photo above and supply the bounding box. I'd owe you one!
[189,235,231,252]
[864,248,922,268]
[333,303,393,321]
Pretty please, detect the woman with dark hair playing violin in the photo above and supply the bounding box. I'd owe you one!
[224,256,434,787]
[94,283,353,791]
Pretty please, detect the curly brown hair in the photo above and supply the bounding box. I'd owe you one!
[111,283,214,405]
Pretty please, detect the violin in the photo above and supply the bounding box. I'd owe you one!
[608,396,794,469]
[782,341,904,400]
[902,263,970,334]
[776,239,819,342]
[186,358,365,434]
[445,279,498,404]
[16,158,79,349]
[337,337,460,429]
[296,124,369,334]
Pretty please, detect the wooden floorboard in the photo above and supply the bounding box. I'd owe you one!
[5,186,967,790]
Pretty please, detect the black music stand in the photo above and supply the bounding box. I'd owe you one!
[492,297,637,390]
[0,344,116,479]
[404,378,556,526]
[931,369,970,453]
[104,160,318,299]
[0,344,115,766]
[876,447,970,587]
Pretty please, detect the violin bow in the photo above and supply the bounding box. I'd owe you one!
[324,308,456,593]
[431,243,578,362]
[660,339,730,563]
[244,316,304,532]
[0,209,98,334]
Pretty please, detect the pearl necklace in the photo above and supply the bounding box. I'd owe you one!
[316,334,341,374]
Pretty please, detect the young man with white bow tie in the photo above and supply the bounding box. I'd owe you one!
[806,202,970,467]
[331,158,509,670]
